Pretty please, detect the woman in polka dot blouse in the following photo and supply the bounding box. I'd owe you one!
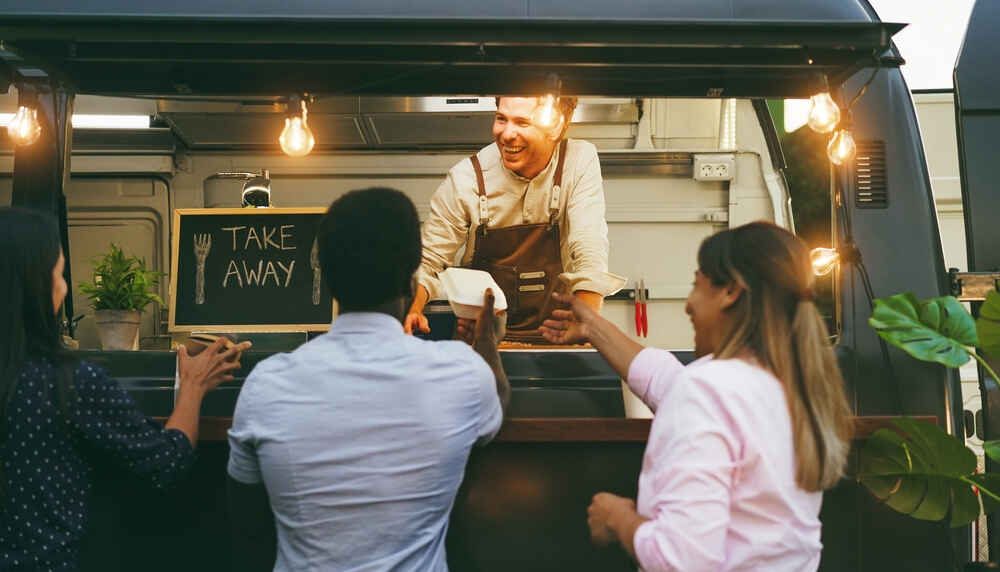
[0,208,251,571]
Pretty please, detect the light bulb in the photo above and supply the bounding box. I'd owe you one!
[826,129,856,165]
[7,105,42,146]
[279,115,315,157]
[810,247,840,276]
[531,94,564,132]
[807,92,840,133]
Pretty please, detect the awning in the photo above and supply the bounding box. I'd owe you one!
[0,14,904,98]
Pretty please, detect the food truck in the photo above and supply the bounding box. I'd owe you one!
[1,0,998,570]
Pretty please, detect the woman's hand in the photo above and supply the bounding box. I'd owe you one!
[177,338,252,397]
[539,291,597,345]
[404,312,430,335]
[587,492,639,548]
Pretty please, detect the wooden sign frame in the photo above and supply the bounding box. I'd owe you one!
[168,207,334,333]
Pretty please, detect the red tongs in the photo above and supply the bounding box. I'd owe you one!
[634,278,648,338]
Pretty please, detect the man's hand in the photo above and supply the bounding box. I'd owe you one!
[404,312,430,335]
[538,291,599,345]
[177,338,252,397]
[587,492,638,547]
[455,288,507,346]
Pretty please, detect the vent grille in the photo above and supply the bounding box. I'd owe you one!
[855,140,888,209]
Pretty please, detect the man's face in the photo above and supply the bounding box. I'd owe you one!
[492,97,560,179]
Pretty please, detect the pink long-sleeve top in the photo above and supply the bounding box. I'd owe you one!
[626,348,823,572]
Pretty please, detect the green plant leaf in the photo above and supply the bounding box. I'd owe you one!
[979,290,1000,361]
[984,440,1000,465]
[858,418,980,527]
[76,244,164,312]
[869,293,978,368]
[970,473,1000,516]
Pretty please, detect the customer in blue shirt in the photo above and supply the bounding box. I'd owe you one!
[0,207,250,571]
[227,187,510,572]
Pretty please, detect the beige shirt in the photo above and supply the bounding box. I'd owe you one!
[416,139,626,301]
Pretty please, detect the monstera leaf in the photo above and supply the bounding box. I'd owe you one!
[869,293,978,368]
[858,418,999,527]
[978,290,1000,360]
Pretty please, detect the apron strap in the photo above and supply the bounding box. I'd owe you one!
[549,140,568,223]
[469,154,489,225]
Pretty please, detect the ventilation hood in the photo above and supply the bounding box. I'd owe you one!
[156,96,639,151]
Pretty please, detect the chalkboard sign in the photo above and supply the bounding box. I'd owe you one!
[168,208,335,332]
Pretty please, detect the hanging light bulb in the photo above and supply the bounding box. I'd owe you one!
[531,74,565,133]
[7,104,42,147]
[279,95,315,157]
[827,128,856,165]
[810,247,840,276]
[807,92,840,134]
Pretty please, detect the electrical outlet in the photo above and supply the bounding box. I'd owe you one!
[693,154,735,181]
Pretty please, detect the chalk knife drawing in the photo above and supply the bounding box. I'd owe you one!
[194,233,211,304]
[310,237,321,305]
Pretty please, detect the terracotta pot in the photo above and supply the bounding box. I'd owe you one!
[95,309,141,350]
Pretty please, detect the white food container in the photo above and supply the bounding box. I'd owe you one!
[440,267,508,319]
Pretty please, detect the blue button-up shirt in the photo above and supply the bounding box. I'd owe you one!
[228,312,502,572]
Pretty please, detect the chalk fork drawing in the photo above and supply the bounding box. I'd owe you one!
[194,233,211,304]
[310,237,321,305]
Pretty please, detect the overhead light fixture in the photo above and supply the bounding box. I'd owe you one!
[0,113,150,129]
[531,74,564,133]
[6,85,42,146]
[810,247,840,276]
[806,77,840,134]
[827,112,857,166]
[279,94,315,157]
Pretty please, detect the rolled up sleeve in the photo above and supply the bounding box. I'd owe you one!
[559,147,626,297]
[626,348,686,413]
[415,171,473,301]
[633,377,738,571]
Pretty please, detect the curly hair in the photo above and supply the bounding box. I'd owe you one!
[316,188,422,310]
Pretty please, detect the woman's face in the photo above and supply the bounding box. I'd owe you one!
[52,250,67,315]
[684,270,740,357]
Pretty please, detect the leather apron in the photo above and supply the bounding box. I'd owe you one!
[467,141,568,343]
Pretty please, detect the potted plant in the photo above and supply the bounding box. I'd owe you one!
[858,290,1000,569]
[78,244,164,350]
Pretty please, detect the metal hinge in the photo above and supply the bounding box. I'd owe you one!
[949,268,1000,301]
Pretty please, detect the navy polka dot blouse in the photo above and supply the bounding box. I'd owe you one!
[1,358,195,571]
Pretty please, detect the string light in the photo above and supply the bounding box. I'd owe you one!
[531,74,565,133]
[279,94,315,157]
[827,128,857,166]
[7,104,42,146]
[810,247,840,276]
[807,91,840,134]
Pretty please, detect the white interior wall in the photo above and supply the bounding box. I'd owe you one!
[1,99,786,371]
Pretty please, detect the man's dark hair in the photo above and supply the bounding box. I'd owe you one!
[317,187,421,309]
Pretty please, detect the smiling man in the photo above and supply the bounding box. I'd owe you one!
[406,96,624,342]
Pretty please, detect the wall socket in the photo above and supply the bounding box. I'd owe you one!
[693,154,736,181]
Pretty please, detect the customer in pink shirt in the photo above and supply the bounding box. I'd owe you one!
[540,221,853,571]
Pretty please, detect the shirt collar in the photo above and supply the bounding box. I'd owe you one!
[327,312,404,335]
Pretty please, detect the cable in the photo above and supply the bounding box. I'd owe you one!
[834,168,905,415]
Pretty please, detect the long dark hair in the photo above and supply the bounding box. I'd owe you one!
[0,207,76,436]
[697,222,852,491]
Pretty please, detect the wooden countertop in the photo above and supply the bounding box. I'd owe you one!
[154,415,936,443]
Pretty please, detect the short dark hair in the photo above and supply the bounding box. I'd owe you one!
[317,187,421,309]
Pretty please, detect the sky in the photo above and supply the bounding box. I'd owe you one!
[868,0,976,90]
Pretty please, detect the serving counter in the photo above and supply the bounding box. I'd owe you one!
[74,350,953,572]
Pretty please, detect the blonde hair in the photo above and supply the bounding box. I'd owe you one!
[697,222,853,491]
